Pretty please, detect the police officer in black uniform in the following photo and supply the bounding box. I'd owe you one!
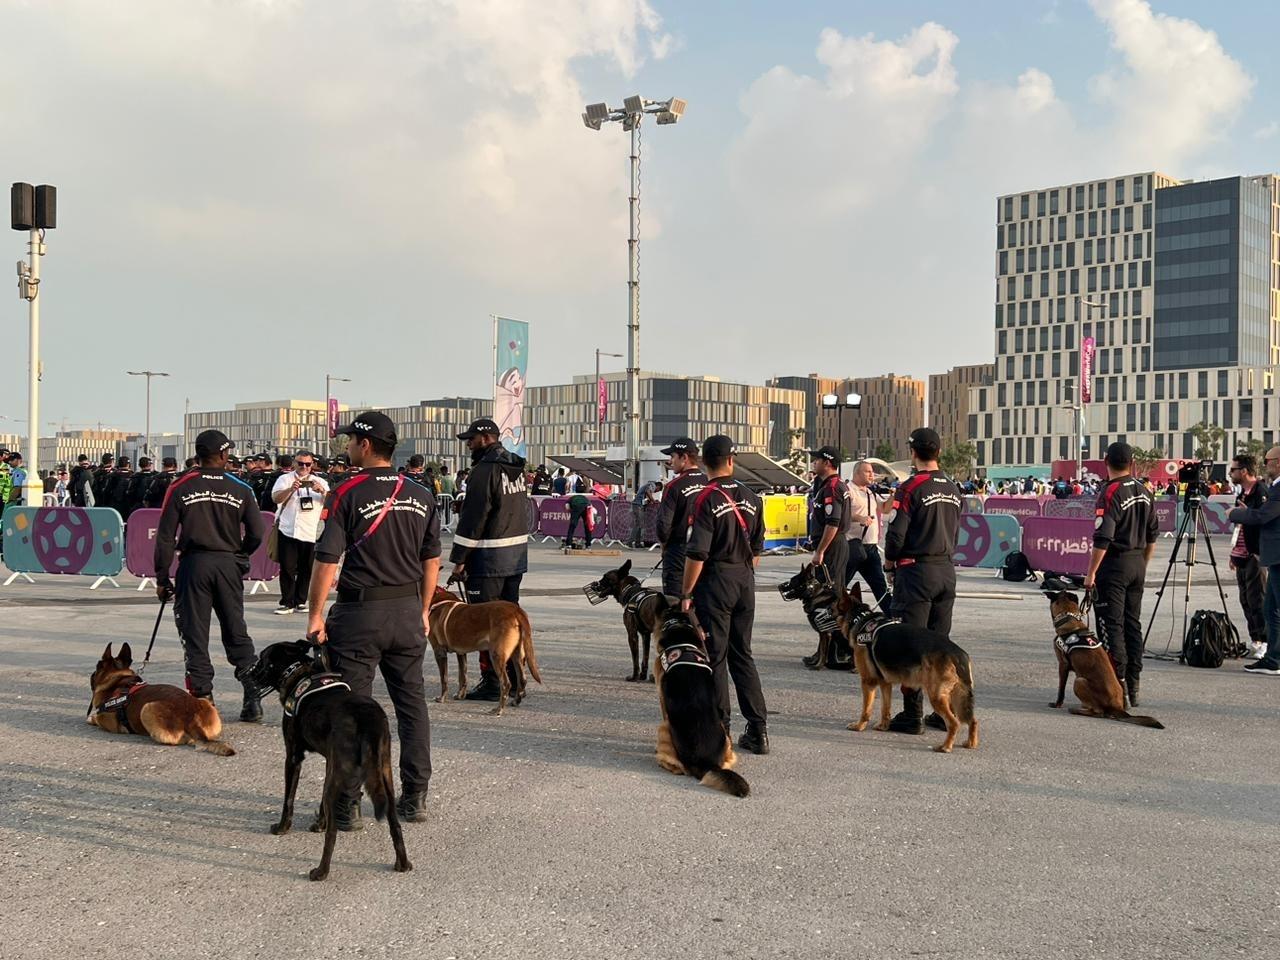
[680,435,770,755]
[656,437,707,599]
[802,445,852,669]
[144,457,181,509]
[883,427,962,734]
[307,411,441,829]
[154,430,265,721]
[1083,442,1159,706]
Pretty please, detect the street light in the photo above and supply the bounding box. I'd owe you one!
[593,349,623,447]
[582,94,686,489]
[324,374,351,451]
[127,370,170,460]
[1073,297,1107,480]
[11,181,56,506]
[821,391,862,458]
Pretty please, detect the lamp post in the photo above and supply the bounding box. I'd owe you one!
[127,370,170,460]
[820,391,862,459]
[324,374,350,452]
[593,348,623,448]
[582,95,686,490]
[1074,297,1107,480]
[11,182,56,506]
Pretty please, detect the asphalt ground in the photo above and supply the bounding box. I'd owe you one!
[1,537,1277,960]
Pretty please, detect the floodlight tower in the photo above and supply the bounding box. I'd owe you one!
[582,95,686,491]
[11,182,56,507]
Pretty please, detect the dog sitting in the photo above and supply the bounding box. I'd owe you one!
[835,595,979,753]
[426,587,541,715]
[87,643,234,756]
[1043,590,1164,729]
[248,640,412,882]
[584,559,668,682]
[651,598,750,797]
[778,564,858,671]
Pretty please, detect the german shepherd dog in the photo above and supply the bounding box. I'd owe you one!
[248,640,411,882]
[1044,590,1164,729]
[87,643,234,756]
[778,564,858,670]
[651,598,750,797]
[584,559,668,682]
[835,594,979,753]
[426,587,541,715]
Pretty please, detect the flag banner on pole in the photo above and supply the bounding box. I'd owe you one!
[327,398,339,438]
[1080,337,1095,405]
[494,316,528,458]
[597,377,607,426]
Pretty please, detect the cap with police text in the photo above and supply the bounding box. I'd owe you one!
[702,435,736,459]
[336,410,397,446]
[807,445,841,466]
[195,429,235,457]
[908,427,941,453]
[660,437,698,456]
[457,418,500,441]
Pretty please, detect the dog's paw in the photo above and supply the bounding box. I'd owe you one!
[308,867,329,882]
[454,691,467,700]
[932,744,953,754]
[873,722,890,732]
[394,859,414,873]
[489,706,504,717]
[269,821,291,835]
[847,721,868,731]
[434,695,447,704]
[625,674,640,682]
[1048,702,1063,708]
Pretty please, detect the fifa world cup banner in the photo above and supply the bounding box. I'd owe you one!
[1021,517,1094,576]
[982,496,1042,520]
[2,506,124,576]
[494,316,528,459]
[1081,336,1095,404]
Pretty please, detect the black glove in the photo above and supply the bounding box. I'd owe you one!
[157,580,175,602]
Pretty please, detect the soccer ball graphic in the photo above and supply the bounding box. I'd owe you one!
[32,508,95,574]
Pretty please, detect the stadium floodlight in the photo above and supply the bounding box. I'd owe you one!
[585,102,611,122]
[582,113,603,131]
[623,95,644,114]
[656,97,686,124]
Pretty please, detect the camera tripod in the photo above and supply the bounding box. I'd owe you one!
[1143,491,1235,661]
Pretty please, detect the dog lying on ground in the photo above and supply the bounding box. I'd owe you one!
[835,594,979,753]
[778,564,858,670]
[1043,590,1164,729]
[87,643,234,756]
[248,640,411,882]
[651,598,749,797]
[584,559,667,682]
[427,587,541,715]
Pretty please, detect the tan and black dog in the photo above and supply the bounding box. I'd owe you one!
[584,559,668,682]
[426,587,541,715]
[835,595,979,753]
[87,643,235,756]
[1044,590,1164,729]
[651,598,749,797]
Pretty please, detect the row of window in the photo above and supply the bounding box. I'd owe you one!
[998,234,1152,276]
[1153,259,1231,281]
[997,204,1153,249]
[1155,198,1232,224]
[996,290,1147,329]
[999,176,1150,223]
[1154,228,1232,252]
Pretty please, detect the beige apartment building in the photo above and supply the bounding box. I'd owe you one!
[771,373,925,461]
[929,364,993,447]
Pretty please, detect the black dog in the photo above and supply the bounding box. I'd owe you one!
[248,640,412,881]
[778,563,858,670]
[584,559,668,682]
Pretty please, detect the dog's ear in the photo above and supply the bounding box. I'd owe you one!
[620,558,632,576]
[291,639,311,653]
[117,642,133,667]
[101,643,113,663]
[1044,590,1060,601]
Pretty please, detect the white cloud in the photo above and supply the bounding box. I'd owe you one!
[1255,120,1280,141]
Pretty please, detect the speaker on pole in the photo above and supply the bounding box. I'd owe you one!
[35,185,57,229]
[10,182,34,231]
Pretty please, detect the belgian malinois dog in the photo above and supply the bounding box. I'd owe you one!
[651,598,750,797]
[87,643,234,756]
[1044,591,1164,729]
[835,595,979,753]
[426,587,541,715]
[584,559,668,682]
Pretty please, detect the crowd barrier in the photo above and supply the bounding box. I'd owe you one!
[124,508,279,590]
[1,506,125,587]
[535,496,612,543]
[1020,517,1094,576]
[953,514,1021,569]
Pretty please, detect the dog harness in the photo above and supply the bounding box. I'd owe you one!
[658,642,712,674]
[1055,630,1103,655]
[620,581,660,619]
[282,672,351,718]
[847,613,901,678]
[93,678,148,734]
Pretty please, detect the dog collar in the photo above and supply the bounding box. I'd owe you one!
[282,672,350,718]
[659,643,712,674]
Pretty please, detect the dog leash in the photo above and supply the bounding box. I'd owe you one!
[138,599,168,676]
[446,573,469,603]
[636,557,664,586]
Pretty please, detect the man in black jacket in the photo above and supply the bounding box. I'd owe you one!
[1230,454,1268,659]
[450,418,530,700]
[144,457,180,508]
[122,457,155,519]
[656,438,706,598]
[69,454,92,506]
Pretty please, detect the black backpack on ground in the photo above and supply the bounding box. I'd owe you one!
[999,551,1036,582]
[1181,610,1243,668]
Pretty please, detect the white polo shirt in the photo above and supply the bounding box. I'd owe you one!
[272,472,330,542]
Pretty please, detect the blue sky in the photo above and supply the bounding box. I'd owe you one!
[1,0,1277,439]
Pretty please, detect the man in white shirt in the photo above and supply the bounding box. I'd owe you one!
[270,450,330,614]
[845,460,893,606]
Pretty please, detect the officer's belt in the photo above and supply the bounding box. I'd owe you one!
[895,555,950,566]
[337,582,420,603]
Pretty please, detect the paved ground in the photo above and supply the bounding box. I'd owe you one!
[1,538,1277,959]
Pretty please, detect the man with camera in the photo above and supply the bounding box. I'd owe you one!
[1229,454,1268,659]
[1083,442,1159,705]
[271,449,330,615]
[1228,445,1280,676]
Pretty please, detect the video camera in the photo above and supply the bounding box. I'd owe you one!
[1177,459,1214,504]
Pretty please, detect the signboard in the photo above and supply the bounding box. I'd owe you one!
[1021,517,1094,576]
[2,506,124,576]
[494,316,528,458]
[327,397,339,438]
[125,508,279,582]
[1081,336,1095,404]
[953,514,1022,569]
[982,496,1042,520]
[598,377,607,425]
[762,494,807,550]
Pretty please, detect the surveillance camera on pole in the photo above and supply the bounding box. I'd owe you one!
[580,95,686,490]
[11,182,56,507]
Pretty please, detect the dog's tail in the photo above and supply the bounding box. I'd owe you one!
[193,738,236,757]
[363,714,395,821]
[698,767,750,798]
[517,607,542,684]
[1111,712,1165,730]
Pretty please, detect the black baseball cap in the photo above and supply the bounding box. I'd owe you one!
[457,418,500,441]
[660,437,698,456]
[1105,441,1133,468]
[100,453,115,464]
[138,457,152,468]
[702,435,736,459]
[162,457,178,468]
[77,454,90,463]
[195,429,234,457]
[908,427,941,453]
[807,445,841,466]
[336,410,397,446]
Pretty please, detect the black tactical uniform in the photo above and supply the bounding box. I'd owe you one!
[806,449,851,594]
[683,436,768,751]
[153,431,264,719]
[144,459,181,509]
[123,460,155,519]
[316,411,441,818]
[1092,470,1158,698]
[656,438,707,598]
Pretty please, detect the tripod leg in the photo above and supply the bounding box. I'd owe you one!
[1196,507,1237,634]
[1143,506,1191,648]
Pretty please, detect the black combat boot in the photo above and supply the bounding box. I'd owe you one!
[310,795,363,833]
[396,792,429,823]
[235,666,264,723]
[465,671,502,702]
[1126,674,1140,708]
[737,722,770,755]
[888,688,925,734]
[924,711,947,731]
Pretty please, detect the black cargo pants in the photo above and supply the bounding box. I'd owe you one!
[173,551,257,697]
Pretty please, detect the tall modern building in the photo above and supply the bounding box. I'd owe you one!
[771,373,925,460]
[929,363,993,446]
[969,172,1280,474]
